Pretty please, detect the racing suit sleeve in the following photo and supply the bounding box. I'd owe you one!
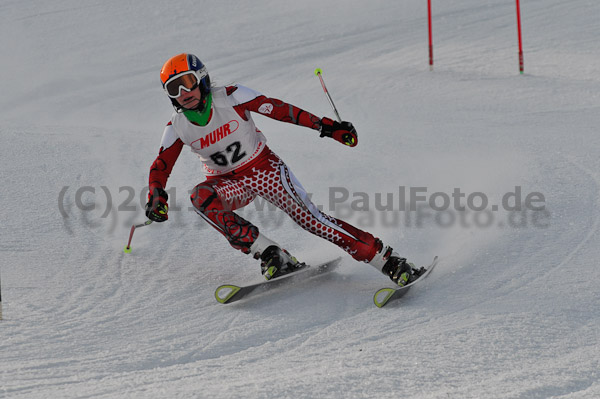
[227,85,322,130]
[149,122,184,194]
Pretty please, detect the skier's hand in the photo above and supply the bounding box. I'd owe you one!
[145,188,169,222]
[319,117,358,147]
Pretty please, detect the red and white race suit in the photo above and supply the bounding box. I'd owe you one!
[149,85,379,262]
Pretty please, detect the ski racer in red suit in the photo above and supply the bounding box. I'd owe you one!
[147,53,414,285]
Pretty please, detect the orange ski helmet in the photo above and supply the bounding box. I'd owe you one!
[160,53,211,112]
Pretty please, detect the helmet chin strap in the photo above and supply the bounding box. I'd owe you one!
[182,92,212,126]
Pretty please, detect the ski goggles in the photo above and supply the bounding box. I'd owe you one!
[163,67,207,98]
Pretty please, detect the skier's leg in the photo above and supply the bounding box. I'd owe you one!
[243,151,378,261]
[190,177,302,279]
[242,150,414,286]
[190,178,259,254]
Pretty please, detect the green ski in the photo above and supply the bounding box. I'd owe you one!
[215,257,341,304]
[373,256,438,308]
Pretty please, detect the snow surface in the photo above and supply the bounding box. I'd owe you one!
[1,0,599,398]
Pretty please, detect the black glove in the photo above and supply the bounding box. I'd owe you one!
[319,117,358,147]
[145,188,169,222]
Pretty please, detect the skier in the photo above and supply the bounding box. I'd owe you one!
[146,53,415,286]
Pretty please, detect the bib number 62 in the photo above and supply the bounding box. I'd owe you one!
[209,141,247,167]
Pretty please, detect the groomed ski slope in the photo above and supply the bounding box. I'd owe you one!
[1,0,599,398]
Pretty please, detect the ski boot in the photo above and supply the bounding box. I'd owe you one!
[382,256,415,287]
[249,233,304,280]
[259,245,304,280]
[369,240,415,287]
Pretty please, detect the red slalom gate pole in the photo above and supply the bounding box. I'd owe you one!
[428,0,434,70]
[515,0,524,74]
[0,268,3,320]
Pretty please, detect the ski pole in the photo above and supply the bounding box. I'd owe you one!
[124,220,153,253]
[314,68,342,122]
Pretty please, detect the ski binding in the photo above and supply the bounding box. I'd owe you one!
[373,256,438,308]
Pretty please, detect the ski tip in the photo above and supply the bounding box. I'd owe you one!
[314,68,323,76]
[215,285,241,304]
[373,288,396,308]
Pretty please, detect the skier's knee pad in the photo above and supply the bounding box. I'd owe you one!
[190,183,219,213]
